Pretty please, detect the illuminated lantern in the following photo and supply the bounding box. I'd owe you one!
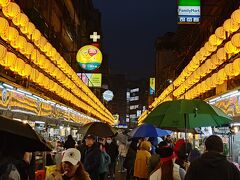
[38,54,46,67]
[217,69,227,84]
[0,45,7,65]
[7,27,19,42]
[0,0,10,7]
[231,33,240,48]
[233,58,240,76]
[215,26,226,40]
[231,9,240,24]
[224,63,235,77]
[223,19,239,33]
[224,41,239,54]
[11,36,27,52]
[195,51,204,62]
[21,64,32,77]
[12,13,28,27]
[21,22,35,36]
[0,17,9,37]
[14,58,25,74]
[25,42,34,55]
[35,36,47,49]
[216,48,227,62]
[3,52,17,68]
[43,42,52,53]
[204,42,217,52]
[209,34,222,46]
[30,49,40,64]
[2,2,20,19]
[32,29,41,41]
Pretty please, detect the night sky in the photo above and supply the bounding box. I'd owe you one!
[92,1,178,79]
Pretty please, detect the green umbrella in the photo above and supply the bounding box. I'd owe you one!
[144,99,232,129]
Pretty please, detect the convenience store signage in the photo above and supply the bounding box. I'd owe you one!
[178,0,200,24]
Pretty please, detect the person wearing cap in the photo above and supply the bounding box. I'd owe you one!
[83,134,101,180]
[46,148,90,180]
[150,142,186,180]
[185,135,240,180]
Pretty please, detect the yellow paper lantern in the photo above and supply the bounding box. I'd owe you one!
[223,19,239,33]
[204,42,217,52]
[233,58,240,76]
[224,41,239,54]
[215,26,226,40]
[7,27,19,42]
[0,44,7,60]
[12,13,29,27]
[43,42,52,53]
[231,33,240,48]
[0,0,10,7]
[30,49,40,64]
[0,17,9,36]
[21,22,35,35]
[224,63,235,77]
[216,48,227,61]
[38,54,46,67]
[25,42,34,55]
[32,29,41,41]
[217,69,227,82]
[231,9,240,24]
[35,36,47,49]
[2,2,20,19]
[209,34,222,46]
[3,52,17,68]
[21,64,32,77]
[13,58,25,74]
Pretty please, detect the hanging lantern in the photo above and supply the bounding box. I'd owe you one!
[43,42,52,53]
[224,63,235,77]
[3,52,17,68]
[2,2,20,19]
[14,58,25,75]
[35,36,47,49]
[223,19,239,33]
[30,49,40,64]
[231,33,240,48]
[21,64,32,77]
[12,13,29,27]
[0,17,9,36]
[209,34,222,46]
[38,54,46,67]
[204,42,217,52]
[0,44,7,60]
[216,48,227,61]
[224,41,239,54]
[233,58,240,76]
[215,26,226,40]
[32,29,41,42]
[7,27,19,42]
[25,42,34,55]
[231,9,240,24]
[21,22,35,36]
[0,0,10,7]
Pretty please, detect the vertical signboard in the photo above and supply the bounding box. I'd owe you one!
[178,0,200,24]
[150,78,155,95]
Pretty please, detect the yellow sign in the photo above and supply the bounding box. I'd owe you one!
[76,45,102,71]
[78,73,102,87]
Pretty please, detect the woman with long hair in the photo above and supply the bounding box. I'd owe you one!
[150,143,186,180]
[46,148,90,180]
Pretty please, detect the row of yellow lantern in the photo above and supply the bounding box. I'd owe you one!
[185,58,240,99]
[148,6,240,113]
[173,32,240,98]
[0,18,113,123]
[0,2,113,121]
[173,8,240,88]
[0,44,112,124]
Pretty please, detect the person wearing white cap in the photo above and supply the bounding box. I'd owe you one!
[46,148,90,180]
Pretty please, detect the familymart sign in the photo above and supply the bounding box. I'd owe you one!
[178,0,200,24]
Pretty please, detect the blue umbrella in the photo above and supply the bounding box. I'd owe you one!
[129,124,172,138]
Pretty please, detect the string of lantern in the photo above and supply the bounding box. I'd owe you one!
[0,1,114,124]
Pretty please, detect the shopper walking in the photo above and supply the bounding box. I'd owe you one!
[99,144,111,180]
[185,135,240,180]
[83,134,101,180]
[118,141,128,173]
[134,140,151,180]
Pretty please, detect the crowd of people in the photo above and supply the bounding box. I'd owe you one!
[0,133,240,180]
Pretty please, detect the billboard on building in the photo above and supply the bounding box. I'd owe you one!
[150,78,155,95]
[77,73,102,87]
[178,0,200,24]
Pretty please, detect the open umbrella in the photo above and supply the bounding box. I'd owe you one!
[79,122,117,138]
[0,116,51,152]
[129,124,172,138]
[144,99,232,129]
[144,99,232,139]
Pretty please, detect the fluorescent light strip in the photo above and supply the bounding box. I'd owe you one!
[3,83,14,89]
[17,88,32,96]
[221,90,239,98]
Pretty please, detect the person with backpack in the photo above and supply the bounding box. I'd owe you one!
[99,143,111,180]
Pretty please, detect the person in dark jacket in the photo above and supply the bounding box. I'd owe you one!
[64,135,76,149]
[185,135,240,180]
[83,134,101,180]
[105,137,119,178]
[123,139,138,180]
